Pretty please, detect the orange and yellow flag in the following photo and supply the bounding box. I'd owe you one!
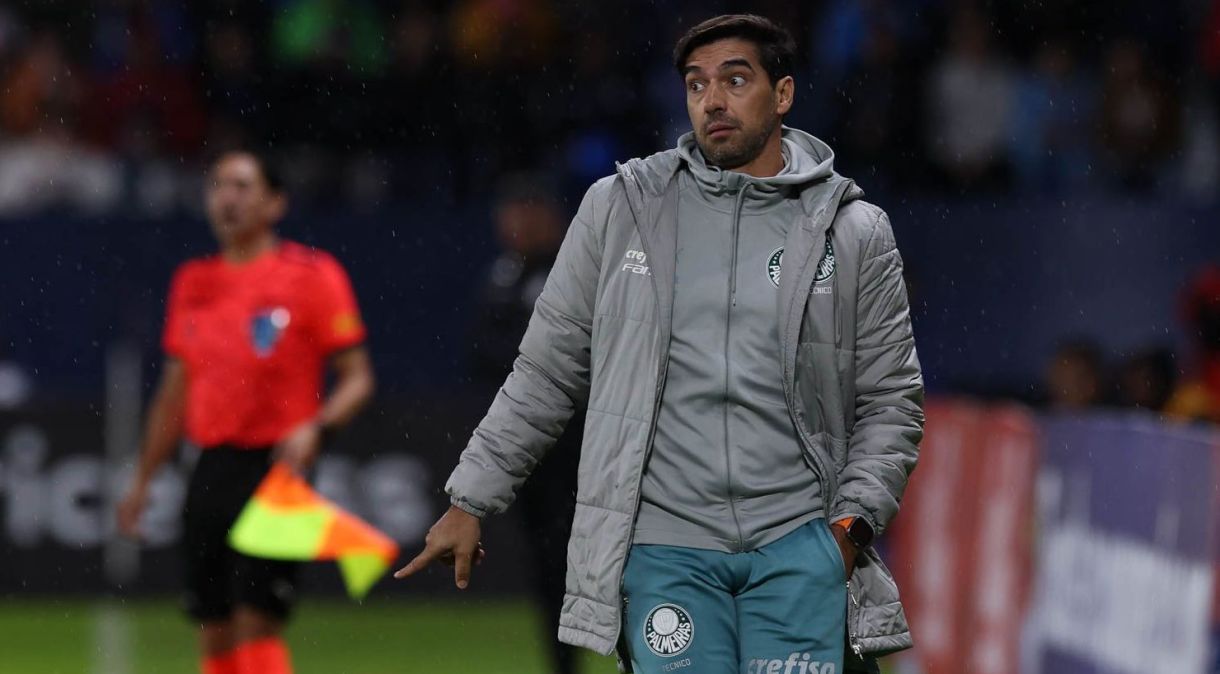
[228,464,399,599]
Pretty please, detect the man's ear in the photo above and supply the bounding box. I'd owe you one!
[775,75,794,116]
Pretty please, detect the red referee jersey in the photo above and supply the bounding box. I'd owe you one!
[162,241,366,448]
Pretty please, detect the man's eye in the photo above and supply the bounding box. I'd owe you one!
[688,81,705,93]
[729,75,746,87]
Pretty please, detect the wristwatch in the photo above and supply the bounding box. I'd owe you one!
[832,516,874,549]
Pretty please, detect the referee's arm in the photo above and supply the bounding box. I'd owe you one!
[318,345,375,430]
[275,345,375,472]
[118,358,187,538]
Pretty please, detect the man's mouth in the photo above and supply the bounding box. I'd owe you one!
[706,122,737,139]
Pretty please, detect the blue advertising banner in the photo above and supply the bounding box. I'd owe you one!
[1027,414,1219,674]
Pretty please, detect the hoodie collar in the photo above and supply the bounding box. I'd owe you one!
[676,126,836,206]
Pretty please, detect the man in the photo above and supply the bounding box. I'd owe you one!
[117,150,375,674]
[396,15,923,674]
[468,173,583,674]
[1044,339,1105,410]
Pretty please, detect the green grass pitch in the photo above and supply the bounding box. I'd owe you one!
[0,597,620,673]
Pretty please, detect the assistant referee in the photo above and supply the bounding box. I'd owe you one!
[118,149,375,674]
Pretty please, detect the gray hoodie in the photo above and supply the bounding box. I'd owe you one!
[634,132,836,552]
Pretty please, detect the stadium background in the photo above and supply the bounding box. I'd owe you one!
[1,0,1218,672]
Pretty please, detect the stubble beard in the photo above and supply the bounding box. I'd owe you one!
[697,114,779,170]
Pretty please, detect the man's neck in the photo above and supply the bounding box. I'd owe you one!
[222,231,278,264]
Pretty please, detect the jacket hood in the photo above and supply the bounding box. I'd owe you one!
[617,126,861,212]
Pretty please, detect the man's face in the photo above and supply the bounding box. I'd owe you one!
[205,154,285,246]
[683,37,792,169]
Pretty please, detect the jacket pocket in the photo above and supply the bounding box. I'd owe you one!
[847,547,912,657]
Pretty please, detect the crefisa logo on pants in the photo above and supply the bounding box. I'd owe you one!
[746,653,835,674]
[643,603,694,657]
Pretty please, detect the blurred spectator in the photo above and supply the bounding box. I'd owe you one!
[1097,39,1180,190]
[82,2,206,158]
[925,6,1014,190]
[559,22,637,190]
[1008,39,1096,193]
[1045,339,1105,410]
[1115,347,1176,412]
[201,19,264,142]
[0,29,121,216]
[0,30,79,138]
[468,173,581,674]
[1202,0,1220,82]
[0,348,32,410]
[1179,0,1220,201]
[1165,266,1220,424]
[271,0,387,74]
[448,0,559,70]
[827,7,922,189]
[0,0,1213,213]
[0,139,123,215]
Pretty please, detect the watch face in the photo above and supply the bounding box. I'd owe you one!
[848,519,875,548]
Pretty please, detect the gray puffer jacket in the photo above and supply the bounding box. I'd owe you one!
[446,128,924,670]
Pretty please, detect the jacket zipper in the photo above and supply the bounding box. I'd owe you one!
[723,186,749,549]
[847,579,863,656]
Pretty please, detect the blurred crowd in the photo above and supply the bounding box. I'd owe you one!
[1,0,1218,422]
[1043,265,1220,425]
[2,0,1220,215]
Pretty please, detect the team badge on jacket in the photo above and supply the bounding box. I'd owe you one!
[768,238,835,290]
[768,248,784,288]
[250,307,291,357]
[643,603,694,657]
[815,236,835,283]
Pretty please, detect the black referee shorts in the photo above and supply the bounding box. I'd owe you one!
[182,445,299,623]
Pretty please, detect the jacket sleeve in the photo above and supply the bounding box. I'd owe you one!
[831,209,924,536]
[444,183,605,517]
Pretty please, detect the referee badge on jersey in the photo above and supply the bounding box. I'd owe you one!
[251,307,291,357]
[643,603,694,657]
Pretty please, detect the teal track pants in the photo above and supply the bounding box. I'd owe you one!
[621,518,848,674]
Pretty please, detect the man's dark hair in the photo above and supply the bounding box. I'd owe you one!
[673,14,797,85]
[211,148,286,193]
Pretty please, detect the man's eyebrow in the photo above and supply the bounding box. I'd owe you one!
[719,58,754,72]
[683,58,756,77]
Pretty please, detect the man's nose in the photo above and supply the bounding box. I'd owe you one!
[703,82,726,113]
